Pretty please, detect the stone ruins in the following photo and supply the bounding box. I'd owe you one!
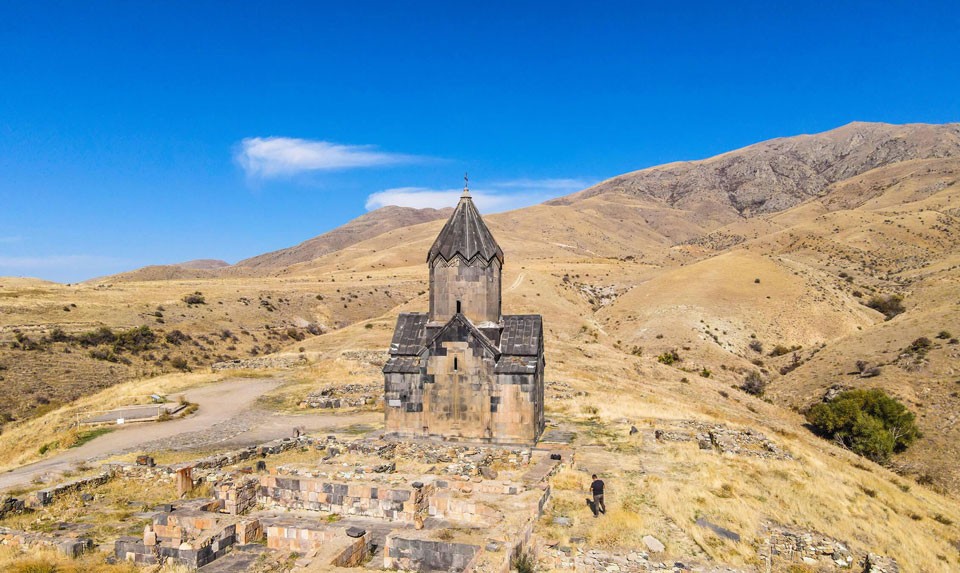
[383,182,545,444]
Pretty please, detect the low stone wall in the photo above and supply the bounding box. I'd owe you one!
[115,526,235,568]
[332,532,370,567]
[384,535,480,572]
[187,436,302,471]
[214,476,259,515]
[0,526,93,558]
[212,355,308,371]
[116,512,254,568]
[266,523,339,553]
[259,474,433,523]
[494,484,551,573]
[24,471,111,508]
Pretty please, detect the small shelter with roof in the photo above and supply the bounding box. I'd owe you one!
[383,179,545,445]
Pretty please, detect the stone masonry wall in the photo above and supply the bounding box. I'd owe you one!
[214,476,259,515]
[258,474,433,522]
[384,534,481,573]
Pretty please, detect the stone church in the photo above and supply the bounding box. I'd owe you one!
[383,182,545,445]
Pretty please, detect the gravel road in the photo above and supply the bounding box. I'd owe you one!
[0,377,380,492]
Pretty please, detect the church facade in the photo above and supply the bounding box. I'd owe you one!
[383,184,545,445]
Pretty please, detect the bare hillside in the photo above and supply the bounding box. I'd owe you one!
[234,205,453,270]
[551,122,960,238]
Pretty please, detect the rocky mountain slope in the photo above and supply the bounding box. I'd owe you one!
[2,121,959,498]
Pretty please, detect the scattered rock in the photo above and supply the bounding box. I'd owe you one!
[642,535,665,553]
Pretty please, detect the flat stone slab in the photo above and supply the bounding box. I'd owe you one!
[197,545,269,572]
[82,404,185,425]
[522,456,561,484]
[540,430,576,444]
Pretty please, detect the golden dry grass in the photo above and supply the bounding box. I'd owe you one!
[0,135,959,569]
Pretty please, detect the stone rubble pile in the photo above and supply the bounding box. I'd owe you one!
[543,545,728,572]
[547,380,588,400]
[0,526,93,558]
[655,420,793,460]
[0,496,26,519]
[299,383,380,409]
[339,350,389,367]
[757,522,899,571]
[211,354,308,371]
[24,471,112,508]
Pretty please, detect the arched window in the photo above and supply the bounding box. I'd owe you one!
[454,357,458,370]
[456,300,462,313]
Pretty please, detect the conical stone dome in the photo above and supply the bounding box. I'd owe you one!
[427,193,504,265]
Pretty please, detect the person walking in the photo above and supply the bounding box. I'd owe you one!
[590,474,606,516]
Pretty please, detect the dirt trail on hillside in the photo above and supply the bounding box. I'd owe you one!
[0,378,379,492]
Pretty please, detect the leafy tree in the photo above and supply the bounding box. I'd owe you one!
[806,389,920,463]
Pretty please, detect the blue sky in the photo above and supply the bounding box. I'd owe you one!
[1,1,958,282]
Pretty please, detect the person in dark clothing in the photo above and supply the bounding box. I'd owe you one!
[590,474,606,516]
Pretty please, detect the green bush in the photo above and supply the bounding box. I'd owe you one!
[865,294,905,320]
[114,325,156,353]
[657,350,680,365]
[741,371,767,396]
[806,389,921,463]
[182,292,206,305]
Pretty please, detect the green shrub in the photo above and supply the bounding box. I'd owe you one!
[164,330,191,345]
[76,326,117,347]
[769,344,792,357]
[741,371,767,396]
[182,292,206,305]
[511,551,536,573]
[657,350,680,365]
[865,294,905,320]
[89,348,119,362]
[806,389,921,463]
[114,325,156,353]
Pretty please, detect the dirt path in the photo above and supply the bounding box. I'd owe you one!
[508,272,525,291]
[0,377,380,492]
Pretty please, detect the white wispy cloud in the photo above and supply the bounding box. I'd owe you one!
[236,137,423,178]
[364,177,594,213]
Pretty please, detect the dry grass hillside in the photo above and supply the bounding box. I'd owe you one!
[2,122,960,569]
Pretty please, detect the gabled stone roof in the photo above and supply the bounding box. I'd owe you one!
[388,313,429,356]
[424,313,501,358]
[385,313,542,364]
[427,194,504,264]
[500,315,542,356]
[383,356,421,374]
[493,355,540,374]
